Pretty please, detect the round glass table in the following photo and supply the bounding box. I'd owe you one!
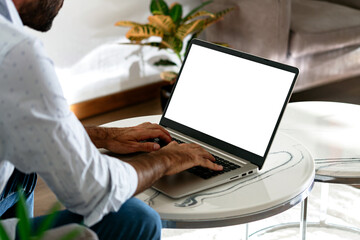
[103,115,314,237]
[281,101,360,184]
[268,101,360,239]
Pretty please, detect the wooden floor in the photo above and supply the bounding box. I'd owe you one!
[34,77,360,216]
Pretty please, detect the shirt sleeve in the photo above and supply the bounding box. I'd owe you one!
[0,36,138,226]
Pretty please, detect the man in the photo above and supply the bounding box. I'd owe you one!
[0,0,223,239]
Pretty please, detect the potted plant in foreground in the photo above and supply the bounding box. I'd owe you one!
[115,0,234,109]
[0,189,82,240]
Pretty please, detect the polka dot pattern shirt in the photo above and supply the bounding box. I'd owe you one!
[0,0,137,229]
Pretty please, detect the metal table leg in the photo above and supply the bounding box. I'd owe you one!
[248,184,360,239]
[242,223,249,240]
[300,197,308,240]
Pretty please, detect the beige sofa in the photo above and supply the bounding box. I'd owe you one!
[204,0,360,91]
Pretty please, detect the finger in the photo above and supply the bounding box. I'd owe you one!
[199,158,223,171]
[202,151,215,162]
[151,124,171,138]
[156,130,172,143]
[132,142,161,152]
[138,122,166,132]
[137,129,172,143]
[145,124,172,141]
[186,143,215,161]
[138,122,171,138]
[165,141,178,147]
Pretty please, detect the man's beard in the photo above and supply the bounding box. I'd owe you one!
[18,0,64,32]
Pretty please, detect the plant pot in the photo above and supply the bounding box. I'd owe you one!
[160,83,174,111]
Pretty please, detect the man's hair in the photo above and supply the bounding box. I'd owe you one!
[19,0,63,32]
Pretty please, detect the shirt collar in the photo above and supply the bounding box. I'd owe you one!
[0,0,23,27]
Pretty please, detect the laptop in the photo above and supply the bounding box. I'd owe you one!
[153,39,298,198]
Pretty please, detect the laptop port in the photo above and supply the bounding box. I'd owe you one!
[248,171,253,174]
[242,173,247,177]
[230,175,239,180]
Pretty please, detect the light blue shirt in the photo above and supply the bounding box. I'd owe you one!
[0,0,138,235]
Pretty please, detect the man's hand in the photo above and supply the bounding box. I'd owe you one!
[128,141,223,195]
[86,122,223,196]
[153,141,223,176]
[85,122,172,154]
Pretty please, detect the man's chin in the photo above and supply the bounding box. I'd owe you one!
[26,22,53,32]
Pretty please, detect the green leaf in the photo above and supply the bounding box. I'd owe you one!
[16,189,31,240]
[120,42,169,50]
[114,21,143,27]
[162,35,183,54]
[148,15,175,34]
[182,10,215,22]
[175,19,204,40]
[184,33,198,56]
[126,24,164,42]
[154,59,178,66]
[169,3,182,25]
[0,222,11,240]
[150,0,169,15]
[182,0,213,22]
[214,7,235,19]
[196,7,235,36]
[203,7,235,28]
[33,202,62,239]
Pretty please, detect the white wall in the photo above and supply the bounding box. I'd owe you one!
[29,0,201,104]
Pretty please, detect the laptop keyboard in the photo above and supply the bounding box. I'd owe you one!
[172,137,241,179]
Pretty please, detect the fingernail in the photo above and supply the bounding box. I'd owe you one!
[153,144,160,150]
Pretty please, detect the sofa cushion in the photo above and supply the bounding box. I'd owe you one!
[290,0,360,57]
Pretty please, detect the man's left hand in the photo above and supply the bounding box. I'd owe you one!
[85,122,172,154]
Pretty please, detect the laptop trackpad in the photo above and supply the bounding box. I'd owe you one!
[152,171,224,199]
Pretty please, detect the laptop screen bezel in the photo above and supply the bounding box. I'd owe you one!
[160,39,298,170]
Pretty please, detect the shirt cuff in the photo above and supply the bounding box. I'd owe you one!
[83,155,138,226]
[119,160,138,197]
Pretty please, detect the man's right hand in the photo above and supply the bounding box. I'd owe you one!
[127,141,223,195]
[155,141,223,175]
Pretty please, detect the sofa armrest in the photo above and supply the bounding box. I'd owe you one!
[203,0,291,61]
[319,0,360,10]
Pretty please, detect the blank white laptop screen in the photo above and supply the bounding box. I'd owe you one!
[164,44,296,157]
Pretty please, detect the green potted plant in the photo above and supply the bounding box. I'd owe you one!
[0,189,82,240]
[115,0,234,109]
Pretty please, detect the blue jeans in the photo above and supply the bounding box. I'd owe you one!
[0,169,37,218]
[0,169,161,240]
[28,198,162,240]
